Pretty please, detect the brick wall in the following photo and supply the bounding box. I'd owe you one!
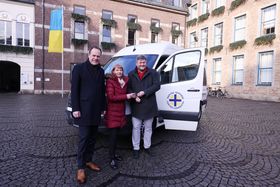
[34,0,188,93]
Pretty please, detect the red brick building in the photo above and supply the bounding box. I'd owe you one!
[34,0,190,94]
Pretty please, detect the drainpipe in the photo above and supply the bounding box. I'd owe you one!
[41,0,45,94]
[184,14,187,48]
[184,1,191,48]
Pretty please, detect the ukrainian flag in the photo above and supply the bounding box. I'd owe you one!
[48,8,63,53]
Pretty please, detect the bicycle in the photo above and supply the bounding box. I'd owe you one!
[216,87,230,98]
[207,87,218,97]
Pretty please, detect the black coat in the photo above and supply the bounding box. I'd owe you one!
[127,68,160,120]
[71,60,106,126]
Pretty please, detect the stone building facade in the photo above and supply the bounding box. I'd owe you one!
[186,0,280,101]
[0,0,35,93]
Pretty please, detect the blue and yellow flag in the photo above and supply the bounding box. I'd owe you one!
[48,8,63,53]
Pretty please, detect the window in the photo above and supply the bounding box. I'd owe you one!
[74,21,85,39]
[189,32,196,48]
[214,23,223,46]
[201,0,209,14]
[212,58,221,84]
[258,51,273,86]
[74,6,86,15]
[102,10,112,20]
[127,15,137,46]
[151,19,160,43]
[16,22,30,46]
[172,0,181,7]
[260,5,276,35]
[104,55,158,76]
[0,20,12,45]
[73,6,86,40]
[102,10,113,43]
[190,4,198,19]
[171,22,180,44]
[232,55,244,85]
[201,27,208,48]
[215,0,224,8]
[234,15,246,42]
[159,51,201,84]
[102,26,111,43]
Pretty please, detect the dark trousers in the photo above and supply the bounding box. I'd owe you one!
[77,125,98,169]
[109,128,120,159]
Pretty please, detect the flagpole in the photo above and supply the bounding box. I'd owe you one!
[61,5,64,98]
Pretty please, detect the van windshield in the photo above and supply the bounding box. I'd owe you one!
[103,55,158,75]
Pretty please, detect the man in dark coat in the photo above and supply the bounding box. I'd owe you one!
[71,46,106,184]
[127,55,160,159]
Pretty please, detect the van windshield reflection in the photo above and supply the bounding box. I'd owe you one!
[104,55,158,76]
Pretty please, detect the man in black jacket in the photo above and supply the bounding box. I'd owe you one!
[71,46,106,184]
[128,55,160,159]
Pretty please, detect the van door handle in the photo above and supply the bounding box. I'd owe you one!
[187,89,200,92]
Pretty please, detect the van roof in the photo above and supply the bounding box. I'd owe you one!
[113,42,183,57]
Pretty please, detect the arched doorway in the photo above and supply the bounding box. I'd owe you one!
[0,61,20,93]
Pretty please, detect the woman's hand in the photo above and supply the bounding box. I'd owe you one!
[127,93,136,99]
[72,111,81,118]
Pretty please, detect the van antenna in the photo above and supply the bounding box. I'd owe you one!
[133,45,136,52]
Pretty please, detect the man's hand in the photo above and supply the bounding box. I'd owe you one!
[72,111,81,118]
[135,97,141,103]
[137,91,145,97]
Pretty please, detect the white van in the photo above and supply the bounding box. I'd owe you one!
[103,42,207,131]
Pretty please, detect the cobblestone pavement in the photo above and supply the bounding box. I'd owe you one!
[0,94,280,187]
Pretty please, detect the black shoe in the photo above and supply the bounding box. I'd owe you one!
[110,159,118,170]
[144,148,154,157]
[114,154,123,161]
[133,150,139,159]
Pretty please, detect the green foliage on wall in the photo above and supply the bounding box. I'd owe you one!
[171,29,183,37]
[229,40,247,50]
[187,18,197,27]
[150,25,163,34]
[101,42,116,50]
[198,13,210,23]
[101,18,117,28]
[127,22,142,31]
[0,45,33,54]
[230,0,247,11]
[209,45,223,54]
[71,38,88,45]
[71,13,90,21]
[211,6,225,17]
[254,34,276,46]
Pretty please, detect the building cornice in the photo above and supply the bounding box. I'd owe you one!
[110,0,189,16]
